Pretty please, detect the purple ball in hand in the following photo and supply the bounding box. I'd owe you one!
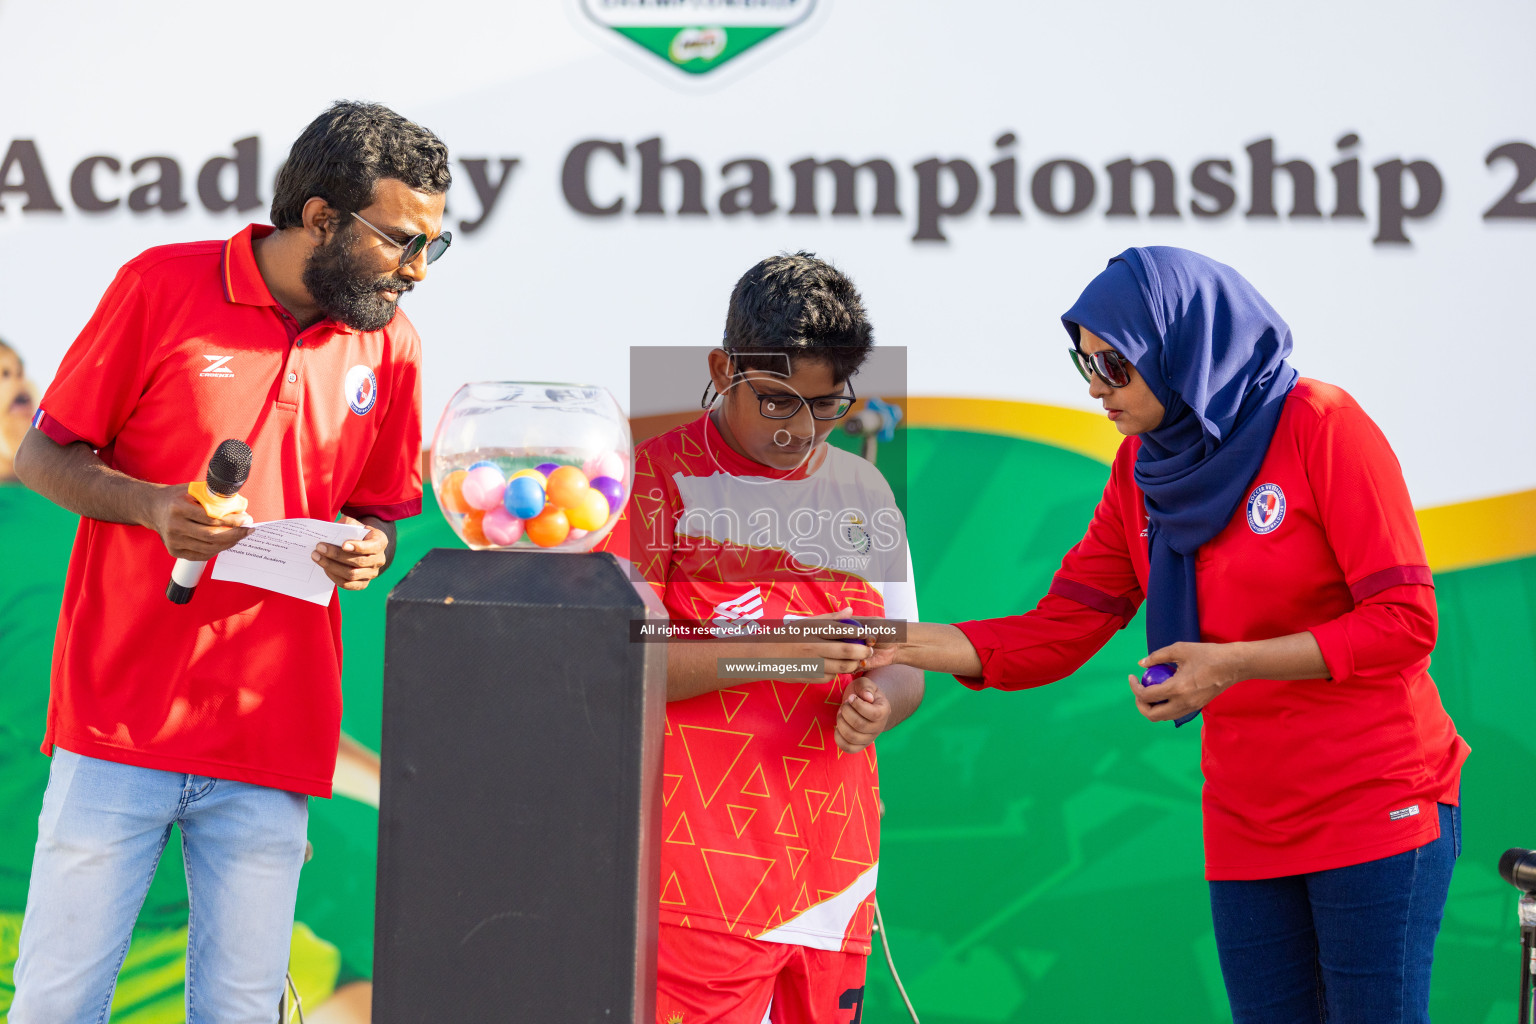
[1141,663,1176,687]
[589,475,624,514]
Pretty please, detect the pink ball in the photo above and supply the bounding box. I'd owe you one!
[567,528,589,541]
[482,507,524,546]
[593,451,626,482]
[462,466,506,511]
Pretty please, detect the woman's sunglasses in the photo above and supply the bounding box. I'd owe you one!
[1069,347,1134,388]
[351,211,453,268]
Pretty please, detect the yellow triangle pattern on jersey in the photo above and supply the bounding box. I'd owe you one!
[782,756,810,791]
[666,812,695,846]
[740,762,771,798]
[719,688,749,723]
[726,804,758,838]
[677,724,755,808]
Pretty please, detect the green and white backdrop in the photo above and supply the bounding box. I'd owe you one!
[1,1,1533,1019]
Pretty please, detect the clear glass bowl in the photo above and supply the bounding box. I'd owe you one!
[429,382,632,552]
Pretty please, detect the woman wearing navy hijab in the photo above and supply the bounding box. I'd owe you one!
[870,247,1467,1021]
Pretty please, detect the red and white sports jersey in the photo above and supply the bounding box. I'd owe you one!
[33,225,422,798]
[598,413,917,954]
[955,380,1467,879]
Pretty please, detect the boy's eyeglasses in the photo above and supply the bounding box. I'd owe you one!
[1069,347,1134,388]
[739,377,856,420]
[351,211,453,268]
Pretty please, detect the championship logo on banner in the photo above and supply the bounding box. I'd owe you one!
[579,0,818,77]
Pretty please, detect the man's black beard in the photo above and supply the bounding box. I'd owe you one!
[302,227,414,332]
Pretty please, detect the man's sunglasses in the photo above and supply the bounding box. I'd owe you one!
[1069,347,1134,388]
[351,211,452,268]
[740,376,857,421]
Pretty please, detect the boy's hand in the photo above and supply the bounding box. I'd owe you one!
[768,607,869,682]
[835,676,890,753]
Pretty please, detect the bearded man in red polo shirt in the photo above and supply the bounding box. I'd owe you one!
[9,101,451,1023]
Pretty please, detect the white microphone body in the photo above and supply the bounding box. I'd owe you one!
[170,557,210,589]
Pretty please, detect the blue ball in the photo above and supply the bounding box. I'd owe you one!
[505,476,546,519]
[468,460,499,472]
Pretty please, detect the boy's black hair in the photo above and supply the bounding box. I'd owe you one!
[723,252,873,383]
[270,101,452,229]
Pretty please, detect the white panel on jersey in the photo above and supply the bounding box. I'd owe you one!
[755,863,879,952]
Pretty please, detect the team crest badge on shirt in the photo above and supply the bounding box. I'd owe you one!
[344,365,378,415]
[841,513,872,556]
[1246,483,1286,534]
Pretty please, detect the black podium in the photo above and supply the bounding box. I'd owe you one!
[373,549,666,1022]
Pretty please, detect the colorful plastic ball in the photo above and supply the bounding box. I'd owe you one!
[525,506,571,547]
[535,462,560,477]
[567,528,589,541]
[1140,664,1176,687]
[567,488,613,531]
[462,465,507,511]
[461,510,489,547]
[504,476,546,519]
[588,475,624,514]
[593,451,626,482]
[546,466,591,509]
[439,469,472,514]
[468,460,499,472]
[508,468,548,487]
[482,507,525,546]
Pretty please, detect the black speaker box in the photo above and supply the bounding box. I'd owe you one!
[374,548,665,1022]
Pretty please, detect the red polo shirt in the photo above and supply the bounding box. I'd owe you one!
[954,379,1467,879]
[33,224,423,797]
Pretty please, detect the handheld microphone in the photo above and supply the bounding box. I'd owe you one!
[1500,848,1536,893]
[166,439,252,605]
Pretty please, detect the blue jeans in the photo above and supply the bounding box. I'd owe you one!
[9,747,310,1024]
[1209,802,1461,1023]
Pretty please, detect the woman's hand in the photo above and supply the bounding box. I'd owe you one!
[1128,641,1246,722]
[850,620,984,677]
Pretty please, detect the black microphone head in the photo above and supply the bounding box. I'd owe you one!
[1500,848,1536,892]
[206,439,252,495]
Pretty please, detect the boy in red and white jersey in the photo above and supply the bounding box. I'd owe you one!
[600,253,923,1024]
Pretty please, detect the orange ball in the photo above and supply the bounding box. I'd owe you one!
[546,465,591,510]
[566,487,612,531]
[525,506,571,548]
[439,469,471,514]
[461,510,489,547]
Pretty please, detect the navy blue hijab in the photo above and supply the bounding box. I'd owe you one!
[1062,247,1298,724]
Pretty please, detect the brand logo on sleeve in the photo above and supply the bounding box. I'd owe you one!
[1245,483,1286,534]
[199,354,235,378]
[344,365,378,415]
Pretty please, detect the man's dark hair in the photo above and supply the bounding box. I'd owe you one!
[270,101,452,229]
[723,252,873,383]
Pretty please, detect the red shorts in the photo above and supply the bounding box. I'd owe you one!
[655,922,867,1024]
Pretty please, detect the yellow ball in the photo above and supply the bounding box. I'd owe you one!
[567,488,612,531]
[507,468,548,487]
